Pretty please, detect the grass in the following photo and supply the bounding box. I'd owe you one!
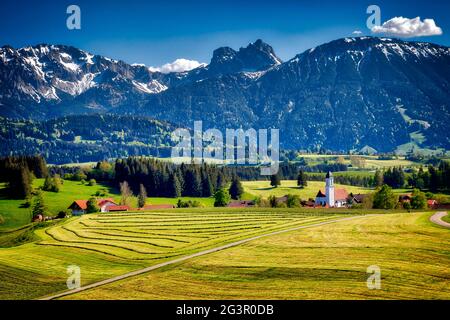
[296,154,421,169]
[0,179,216,231]
[442,214,450,224]
[0,180,119,231]
[63,212,450,300]
[147,197,215,207]
[242,180,371,200]
[0,208,351,299]
[363,158,417,169]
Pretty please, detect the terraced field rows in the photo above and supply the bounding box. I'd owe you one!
[0,208,355,299]
[37,210,345,261]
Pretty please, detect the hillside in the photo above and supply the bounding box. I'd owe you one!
[0,114,175,163]
[1,37,449,153]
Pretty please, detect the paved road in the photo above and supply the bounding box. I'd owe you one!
[40,214,373,300]
[430,211,450,228]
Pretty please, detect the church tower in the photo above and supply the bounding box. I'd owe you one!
[325,171,335,207]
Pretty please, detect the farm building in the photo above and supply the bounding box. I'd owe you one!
[68,198,118,215]
[349,193,367,205]
[315,172,348,208]
[427,199,438,209]
[399,194,412,203]
[107,205,131,212]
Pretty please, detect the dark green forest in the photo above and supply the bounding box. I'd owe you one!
[0,114,175,164]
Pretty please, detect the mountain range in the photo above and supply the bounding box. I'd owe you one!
[1,37,449,158]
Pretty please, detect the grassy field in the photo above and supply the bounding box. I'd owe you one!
[296,154,420,169]
[0,208,350,299]
[242,180,371,200]
[442,214,450,224]
[147,197,214,207]
[0,180,119,231]
[0,179,215,231]
[63,212,450,300]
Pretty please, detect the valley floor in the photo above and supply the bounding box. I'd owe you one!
[0,209,449,300]
[61,212,450,300]
[0,208,347,299]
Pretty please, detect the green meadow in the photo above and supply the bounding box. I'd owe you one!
[0,208,349,299]
[242,180,370,199]
[296,154,419,169]
[0,179,215,232]
[0,174,448,300]
[0,180,118,231]
[64,212,450,300]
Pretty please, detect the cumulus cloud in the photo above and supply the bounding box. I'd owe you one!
[352,30,363,36]
[371,16,443,38]
[149,58,206,73]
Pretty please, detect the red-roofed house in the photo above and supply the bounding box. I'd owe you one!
[107,205,130,212]
[315,172,349,208]
[427,199,438,209]
[68,198,118,215]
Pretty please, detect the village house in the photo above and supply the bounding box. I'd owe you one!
[68,198,118,215]
[349,193,367,205]
[427,199,438,209]
[107,205,131,212]
[315,172,348,208]
[399,194,412,204]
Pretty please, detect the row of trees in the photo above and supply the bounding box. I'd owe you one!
[114,158,227,198]
[374,162,450,192]
[0,155,48,199]
[408,162,450,192]
[370,185,428,210]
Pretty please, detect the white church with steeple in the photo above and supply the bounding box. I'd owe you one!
[315,171,349,208]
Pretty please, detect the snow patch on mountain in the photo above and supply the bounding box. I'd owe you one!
[132,80,168,94]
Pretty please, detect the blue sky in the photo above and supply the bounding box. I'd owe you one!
[1,0,449,67]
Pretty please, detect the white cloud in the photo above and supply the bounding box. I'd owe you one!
[149,58,206,73]
[371,16,443,38]
[352,30,363,35]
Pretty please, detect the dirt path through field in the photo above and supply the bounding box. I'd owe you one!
[430,212,450,228]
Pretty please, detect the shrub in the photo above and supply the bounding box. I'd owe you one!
[42,175,61,193]
[373,185,398,209]
[254,196,270,207]
[86,197,100,213]
[176,199,203,208]
[57,210,69,219]
[214,188,231,207]
[268,195,278,208]
[87,179,97,186]
[410,189,427,209]
[286,194,301,208]
[403,201,412,212]
[74,172,88,181]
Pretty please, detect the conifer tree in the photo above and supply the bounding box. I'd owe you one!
[229,176,244,200]
[296,170,307,188]
[32,191,47,217]
[138,184,147,208]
